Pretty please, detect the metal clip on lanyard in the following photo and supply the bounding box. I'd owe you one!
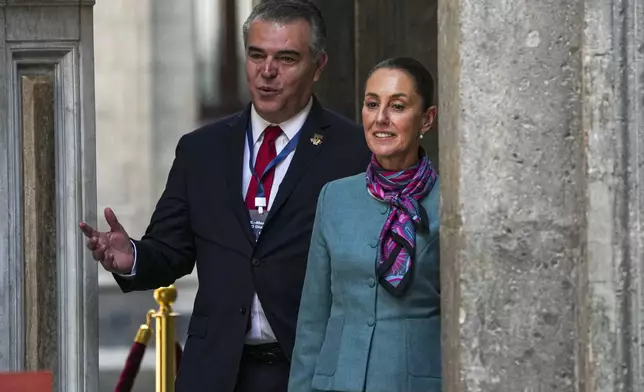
[246,122,302,214]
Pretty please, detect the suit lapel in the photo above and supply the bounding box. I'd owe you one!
[266,98,331,222]
[223,106,255,246]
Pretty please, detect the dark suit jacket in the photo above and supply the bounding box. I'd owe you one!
[114,98,371,392]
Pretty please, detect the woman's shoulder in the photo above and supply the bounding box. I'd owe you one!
[321,172,367,200]
[423,176,440,207]
[421,176,441,237]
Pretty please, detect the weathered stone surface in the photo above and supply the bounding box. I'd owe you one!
[0,3,9,371]
[439,0,584,390]
[439,0,644,390]
[21,74,58,373]
[0,2,98,392]
[5,7,80,41]
[93,0,155,239]
[150,0,197,199]
[580,0,644,390]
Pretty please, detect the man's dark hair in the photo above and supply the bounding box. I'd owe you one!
[368,57,435,111]
[242,0,327,61]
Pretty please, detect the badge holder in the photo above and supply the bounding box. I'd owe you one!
[255,197,267,215]
[245,119,301,219]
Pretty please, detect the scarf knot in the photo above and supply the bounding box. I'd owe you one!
[365,152,437,297]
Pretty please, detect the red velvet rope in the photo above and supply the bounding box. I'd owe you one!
[114,341,147,392]
[114,337,183,392]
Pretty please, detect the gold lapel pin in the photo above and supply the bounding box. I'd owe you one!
[310,133,324,146]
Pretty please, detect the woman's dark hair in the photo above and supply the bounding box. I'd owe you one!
[366,57,435,111]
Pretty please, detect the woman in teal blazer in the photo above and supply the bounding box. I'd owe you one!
[288,57,441,392]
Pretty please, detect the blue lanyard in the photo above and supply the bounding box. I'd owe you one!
[246,121,302,200]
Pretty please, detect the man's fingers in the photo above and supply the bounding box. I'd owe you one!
[87,238,98,251]
[104,208,126,233]
[92,244,107,261]
[100,254,116,273]
[79,221,97,238]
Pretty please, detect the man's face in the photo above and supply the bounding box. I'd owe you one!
[245,18,327,124]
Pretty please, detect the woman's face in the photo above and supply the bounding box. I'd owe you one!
[362,68,436,170]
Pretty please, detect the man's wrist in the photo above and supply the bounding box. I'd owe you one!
[116,240,138,278]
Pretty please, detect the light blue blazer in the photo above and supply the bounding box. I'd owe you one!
[288,173,441,392]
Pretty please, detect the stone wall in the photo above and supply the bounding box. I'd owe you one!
[94,0,197,242]
[438,0,644,390]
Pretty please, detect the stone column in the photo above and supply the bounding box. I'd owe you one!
[150,0,197,200]
[439,0,643,390]
[0,1,98,391]
[580,0,644,390]
[94,0,154,240]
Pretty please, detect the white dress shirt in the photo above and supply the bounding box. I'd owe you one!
[243,98,312,344]
[122,98,313,345]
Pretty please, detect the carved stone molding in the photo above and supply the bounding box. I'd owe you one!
[0,3,97,392]
[580,0,644,389]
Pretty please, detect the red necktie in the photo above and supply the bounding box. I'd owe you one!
[245,125,283,210]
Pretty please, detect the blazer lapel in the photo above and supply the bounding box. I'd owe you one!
[223,106,255,246]
[266,98,330,222]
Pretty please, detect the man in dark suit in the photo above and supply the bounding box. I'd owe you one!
[79,1,370,391]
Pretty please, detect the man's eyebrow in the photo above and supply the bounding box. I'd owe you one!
[275,50,301,57]
[247,47,301,57]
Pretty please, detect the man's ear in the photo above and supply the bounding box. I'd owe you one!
[313,52,328,82]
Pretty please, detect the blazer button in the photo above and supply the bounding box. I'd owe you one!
[251,257,260,267]
[239,306,247,315]
[367,317,375,327]
[367,278,376,288]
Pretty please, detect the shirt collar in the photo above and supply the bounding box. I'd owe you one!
[250,97,313,144]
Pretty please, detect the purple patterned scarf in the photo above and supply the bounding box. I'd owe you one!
[365,151,437,297]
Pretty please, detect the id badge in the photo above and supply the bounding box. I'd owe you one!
[249,209,267,240]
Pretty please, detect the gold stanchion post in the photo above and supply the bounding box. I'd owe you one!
[153,285,179,392]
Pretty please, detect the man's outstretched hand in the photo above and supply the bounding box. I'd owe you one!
[79,207,135,275]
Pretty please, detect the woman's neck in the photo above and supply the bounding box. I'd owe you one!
[376,151,420,171]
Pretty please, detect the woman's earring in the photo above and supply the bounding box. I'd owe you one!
[420,133,424,139]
